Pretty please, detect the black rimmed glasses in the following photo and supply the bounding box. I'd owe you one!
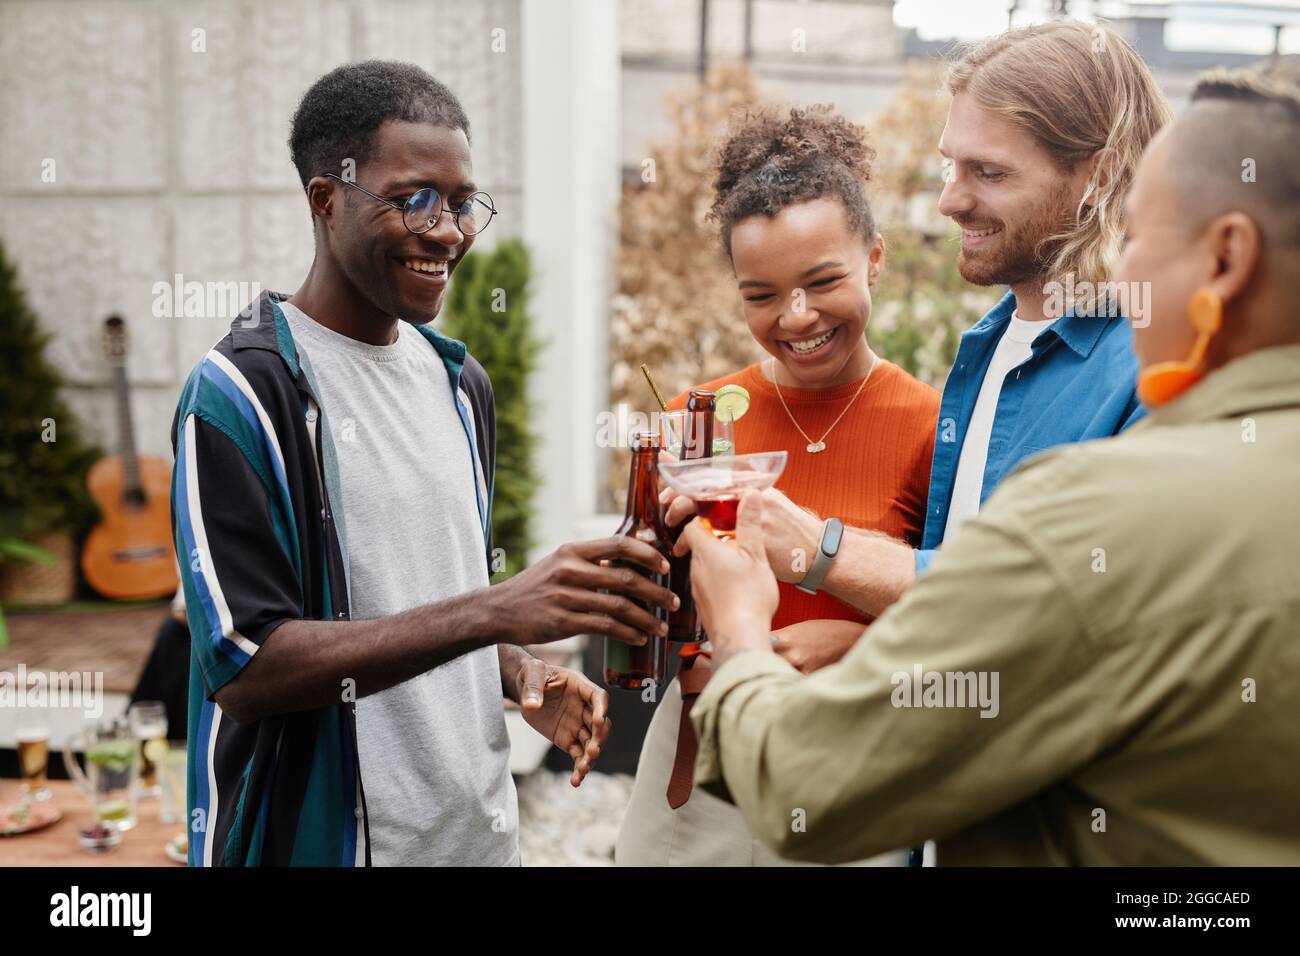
[323,173,497,237]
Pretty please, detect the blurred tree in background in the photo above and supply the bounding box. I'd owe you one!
[607,65,766,507]
[0,240,100,545]
[440,239,539,579]
[0,241,100,628]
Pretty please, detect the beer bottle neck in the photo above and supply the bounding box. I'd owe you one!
[683,401,715,460]
[622,446,664,535]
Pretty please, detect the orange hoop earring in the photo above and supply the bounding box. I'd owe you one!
[1137,288,1223,407]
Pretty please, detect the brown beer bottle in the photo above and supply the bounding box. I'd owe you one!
[666,389,715,642]
[604,431,672,690]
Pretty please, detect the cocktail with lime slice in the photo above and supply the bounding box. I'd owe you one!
[63,726,140,832]
[711,384,750,456]
[87,739,140,829]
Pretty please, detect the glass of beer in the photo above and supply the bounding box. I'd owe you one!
[128,701,168,800]
[16,714,52,802]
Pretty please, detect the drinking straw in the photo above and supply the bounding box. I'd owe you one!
[640,363,669,412]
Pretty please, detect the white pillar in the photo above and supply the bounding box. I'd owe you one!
[521,0,621,558]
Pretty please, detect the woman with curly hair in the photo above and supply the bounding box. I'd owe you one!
[615,103,940,866]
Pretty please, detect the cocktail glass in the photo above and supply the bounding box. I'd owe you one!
[63,722,139,831]
[658,451,787,540]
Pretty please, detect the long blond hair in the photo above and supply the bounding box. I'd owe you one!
[947,20,1172,315]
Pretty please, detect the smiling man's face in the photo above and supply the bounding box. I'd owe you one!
[326,120,476,324]
[937,92,1092,293]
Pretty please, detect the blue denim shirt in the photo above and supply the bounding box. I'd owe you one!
[915,290,1145,574]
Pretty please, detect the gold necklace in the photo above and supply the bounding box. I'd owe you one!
[769,352,878,454]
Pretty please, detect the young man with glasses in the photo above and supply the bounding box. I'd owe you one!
[171,60,675,866]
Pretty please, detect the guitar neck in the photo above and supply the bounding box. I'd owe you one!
[113,365,142,495]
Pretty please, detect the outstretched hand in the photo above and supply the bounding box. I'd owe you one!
[675,490,779,667]
[516,660,612,787]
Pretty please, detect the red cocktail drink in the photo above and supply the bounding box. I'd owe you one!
[695,495,740,538]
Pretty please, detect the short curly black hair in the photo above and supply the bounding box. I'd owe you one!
[709,104,876,258]
[288,60,471,191]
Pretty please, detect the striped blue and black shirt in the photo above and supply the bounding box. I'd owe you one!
[170,291,496,866]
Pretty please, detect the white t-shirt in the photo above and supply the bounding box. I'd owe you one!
[926,308,1048,868]
[942,311,1050,541]
[281,301,519,867]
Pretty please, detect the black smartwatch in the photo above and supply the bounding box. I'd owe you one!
[795,518,844,595]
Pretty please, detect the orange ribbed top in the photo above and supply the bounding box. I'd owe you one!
[669,359,940,630]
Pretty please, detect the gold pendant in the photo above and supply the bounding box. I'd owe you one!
[806,441,826,453]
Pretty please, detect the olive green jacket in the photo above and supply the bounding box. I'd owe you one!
[693,344,1300,865]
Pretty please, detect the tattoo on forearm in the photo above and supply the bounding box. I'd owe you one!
[711,632,744,669]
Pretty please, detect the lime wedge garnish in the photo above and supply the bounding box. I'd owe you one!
[96,799,131,822]
[87,740,137,770]
[715,384,750,423]
[143,739,168,765]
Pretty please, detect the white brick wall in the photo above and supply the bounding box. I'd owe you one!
[0,0,524,460]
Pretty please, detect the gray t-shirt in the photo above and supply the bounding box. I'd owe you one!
[281,301,518,866]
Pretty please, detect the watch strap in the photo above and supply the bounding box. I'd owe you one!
[796,517,843,595]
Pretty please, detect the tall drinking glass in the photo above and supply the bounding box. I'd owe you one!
[16,711,52,802]
[128,701,168,800]
[63,721,139,831]
[656,410,734,459]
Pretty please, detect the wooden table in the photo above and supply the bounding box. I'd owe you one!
[0,779,185,866]
[0,603,170,694]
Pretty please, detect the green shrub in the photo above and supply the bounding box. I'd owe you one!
[0,240,100,547]
[439,239,540,579]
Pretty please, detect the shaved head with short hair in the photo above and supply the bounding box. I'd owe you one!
[1164,59,1300,252]
[1115,57,1300,376]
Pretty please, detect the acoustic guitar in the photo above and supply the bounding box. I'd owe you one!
[81,316,179,601]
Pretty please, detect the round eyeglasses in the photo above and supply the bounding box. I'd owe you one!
[323,173,497,237]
